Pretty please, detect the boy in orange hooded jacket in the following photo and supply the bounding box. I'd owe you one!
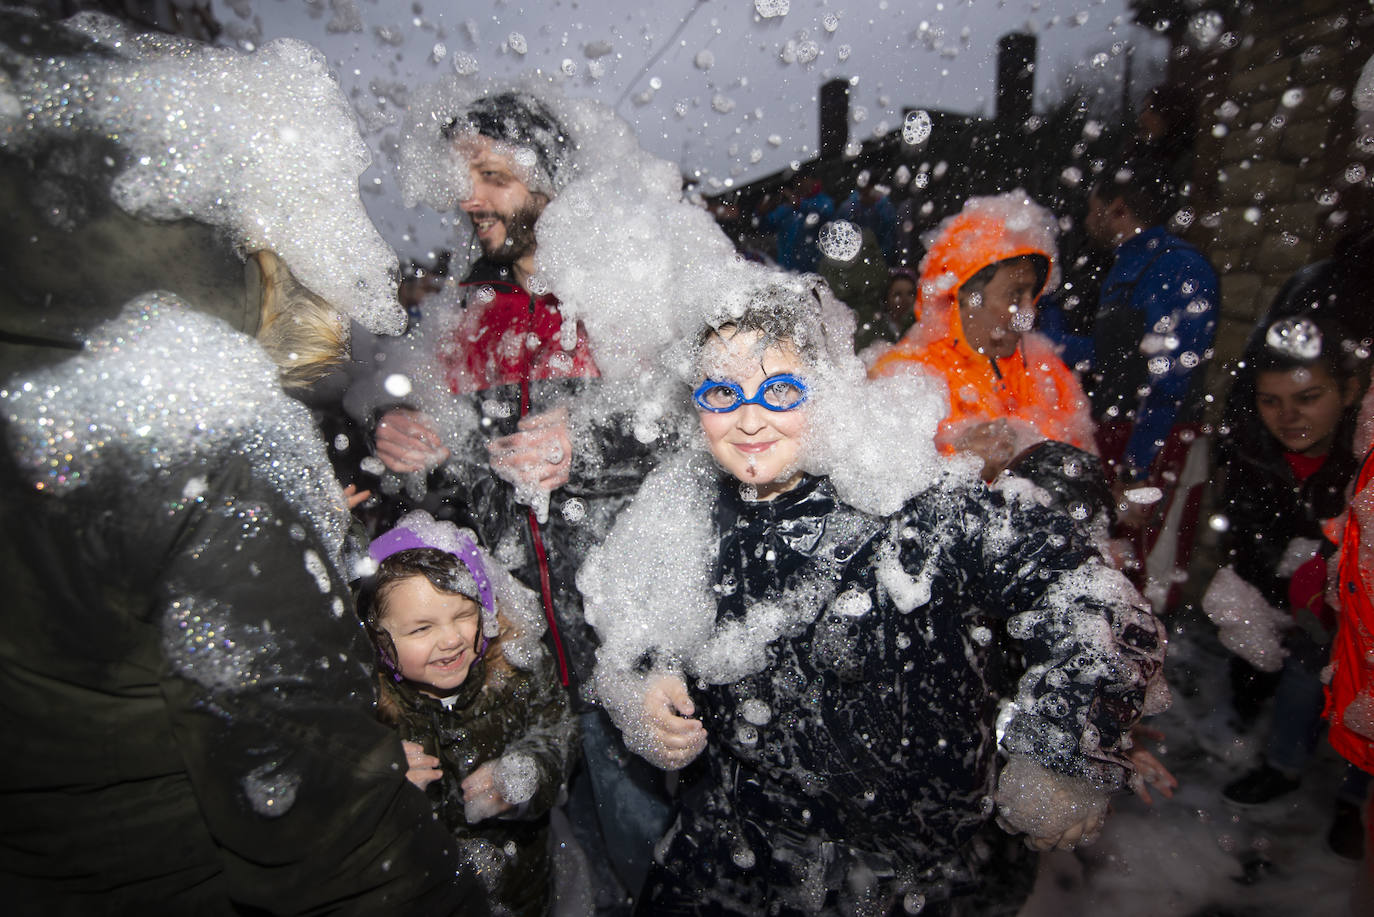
[869,190,1094,480]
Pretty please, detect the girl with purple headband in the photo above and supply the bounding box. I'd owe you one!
[360,511,578,917]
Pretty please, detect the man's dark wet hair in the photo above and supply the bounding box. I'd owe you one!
[1090,156,1176,227]
[441,91,571,192]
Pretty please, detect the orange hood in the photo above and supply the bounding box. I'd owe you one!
[909,189,1060,350]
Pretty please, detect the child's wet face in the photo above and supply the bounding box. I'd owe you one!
[1255,363,1353,457]
[958,258,1039,361]
[696,329,809,500]
[381,576,482,697]
[885,276,916,323]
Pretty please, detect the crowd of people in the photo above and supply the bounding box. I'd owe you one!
[2,13,1373,917]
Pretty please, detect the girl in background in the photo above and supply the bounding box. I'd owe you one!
[1215,313,1369,860]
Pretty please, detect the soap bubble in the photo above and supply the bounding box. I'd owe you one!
[818,220,863,262]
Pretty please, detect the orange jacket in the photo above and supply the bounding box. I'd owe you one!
[869,191,1095,455]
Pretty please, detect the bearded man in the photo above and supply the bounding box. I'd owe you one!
[371,90,672,907]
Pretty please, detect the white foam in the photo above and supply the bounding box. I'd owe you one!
[3,293,351,563]
[1200,566,1290,673]
[0,15,404,334]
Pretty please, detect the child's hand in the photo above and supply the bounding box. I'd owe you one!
[343,483,372,510]
[1126,725,1178,805]
[401,740,442,790]
[1127,747,1178,805]
[461,762,515,823]
[945,419,1017,481]
[642,674,707,771]
[995,755,1109,851]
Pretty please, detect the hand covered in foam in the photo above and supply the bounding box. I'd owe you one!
[995,755,1109,851]
[1344,692,1374,742]
[942,419,1018,481]
[639,674,707,771]
[461,761,516,823]
[1201,566,1290,672]
[487,407,572,491]
[375,408,450,473]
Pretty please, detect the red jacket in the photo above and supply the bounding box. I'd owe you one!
[439,278,598,395]
[1327,448,1374,774]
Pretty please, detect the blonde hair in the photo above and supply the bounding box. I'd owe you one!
[250,249,350,390]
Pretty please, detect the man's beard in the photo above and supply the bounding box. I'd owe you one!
[474,196,544,264]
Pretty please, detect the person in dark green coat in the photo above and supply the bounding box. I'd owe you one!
[363,512,579,917]
[0,291,488,916]
[0,18,488,909]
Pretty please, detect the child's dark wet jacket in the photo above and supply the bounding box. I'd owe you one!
[378,646,578,917]
[656,473,1164,913]
[1220,429,1355,609]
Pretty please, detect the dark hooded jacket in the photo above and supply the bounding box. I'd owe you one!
[1220,431,1355,611]
[377,646,578,917]
[0,302,483,916]
[646,473,1164,914]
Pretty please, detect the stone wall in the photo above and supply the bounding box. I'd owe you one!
[1171,0,1373,420]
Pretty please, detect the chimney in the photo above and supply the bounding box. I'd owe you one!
[996,32,1036,127]
[819,78,849,159]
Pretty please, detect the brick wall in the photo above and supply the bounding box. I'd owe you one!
[1172,0,1373,419]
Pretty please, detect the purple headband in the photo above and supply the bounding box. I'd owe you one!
[368,526,496,616]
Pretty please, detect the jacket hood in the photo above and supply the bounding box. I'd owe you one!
[911,189,1060,350]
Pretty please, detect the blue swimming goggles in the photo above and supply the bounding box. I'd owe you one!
[693,374,809,413]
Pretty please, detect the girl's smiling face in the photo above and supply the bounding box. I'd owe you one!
[379,575,482,697]
[1255,363,1356,457]
[696,328,810,500]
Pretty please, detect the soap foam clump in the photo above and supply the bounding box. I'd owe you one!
[0,13,404,334]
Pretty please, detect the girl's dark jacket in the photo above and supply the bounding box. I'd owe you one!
[1220,434,1354,610]
[1217,408,1356,672]
[653,472,1164,914]
[377,647,579,917]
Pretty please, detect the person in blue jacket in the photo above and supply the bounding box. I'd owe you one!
[1081,157,1220,482]
[837,182,899,262]
[757,173,835,273]
[1073,157,1220,605]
